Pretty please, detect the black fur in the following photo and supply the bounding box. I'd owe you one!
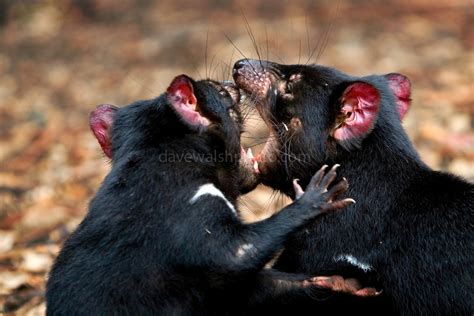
[46,76,349,315]
[234,59,474,315]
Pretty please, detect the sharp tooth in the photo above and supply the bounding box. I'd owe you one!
[253,160,259,172]
[283,123,289,131]
[247,148,254,159]
[239,91,247,103]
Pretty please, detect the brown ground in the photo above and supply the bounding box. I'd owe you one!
[0,0,472,314]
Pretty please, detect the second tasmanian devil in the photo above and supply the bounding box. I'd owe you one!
[234,59,474,315]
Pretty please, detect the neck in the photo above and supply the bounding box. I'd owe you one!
[135,140,241,201]
[329,124,428,207]
[290,123,429,204]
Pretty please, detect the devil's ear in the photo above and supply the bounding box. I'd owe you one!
[385,73,411,120]
[333,82,380,142]
[166,75,209,127]
[90,104,118,158]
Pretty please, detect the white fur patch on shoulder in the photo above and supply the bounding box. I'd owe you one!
[189,183,237,216]
[335,254,373,272]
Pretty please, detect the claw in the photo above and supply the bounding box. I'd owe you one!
[324,198,356,211]
[345,198,356,204]
[320,164,340,191]
[293,179,304,199]
[353,288,382,297]
[309,275,381,297]
[308,165,328,188]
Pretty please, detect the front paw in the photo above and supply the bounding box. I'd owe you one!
[293,164,355,215]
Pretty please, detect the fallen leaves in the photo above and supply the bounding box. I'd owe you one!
[0,0,472,314]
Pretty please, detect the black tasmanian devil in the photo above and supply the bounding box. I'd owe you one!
[233,59,474,315]
[45,74,375,315]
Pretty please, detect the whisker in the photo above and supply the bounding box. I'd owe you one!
[263,190,279,215]
[223,33,260,77]
[220,63,228,82]
[205,28,209,78]
[298,38,302,65]
[237,197,258,216]
[265,24,269,61]
[241,9,263,68]
[209,53,220,80]
[305,15,312,65]
[226,49,235,81]
[309,0,340,64]
[224,33,248,61]
[316,1,340,63]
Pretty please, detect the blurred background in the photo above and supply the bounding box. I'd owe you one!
[0,0,472,314]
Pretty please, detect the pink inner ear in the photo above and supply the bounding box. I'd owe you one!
[90,104,117,158]
[385,73,411,120]
[166,75,209,127]
[333,82,380,141]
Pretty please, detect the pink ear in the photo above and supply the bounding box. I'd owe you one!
[90,104,117,158]
[385,73,411,120]
[166,75,209,127]
[333,82,380,141]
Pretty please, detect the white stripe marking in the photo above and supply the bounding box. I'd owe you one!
[335,254,373,272]
[190,183,237,216]
[236,243,255,258]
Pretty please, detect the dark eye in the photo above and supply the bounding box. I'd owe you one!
[284,73,302,94]
[219,89,228,97]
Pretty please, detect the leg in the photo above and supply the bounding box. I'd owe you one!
[248,269,380,306]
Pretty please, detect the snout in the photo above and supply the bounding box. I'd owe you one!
[232,59,272,80]
[232,59,275,101]
[232,59,247,73]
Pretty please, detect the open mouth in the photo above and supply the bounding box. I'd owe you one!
[236,88,278,176]
[220,82,260,175]
[238,96,264,175]
[231,60,282,176]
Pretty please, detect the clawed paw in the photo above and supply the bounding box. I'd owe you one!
[310,275,381,297]
[293,164,355,214]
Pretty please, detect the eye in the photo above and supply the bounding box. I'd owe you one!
[228,107,241,124]
[219,89,228,97]
[284,73,301,94]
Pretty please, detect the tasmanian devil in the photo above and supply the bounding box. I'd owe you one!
[45,74,370,315]
[233,59,474,315]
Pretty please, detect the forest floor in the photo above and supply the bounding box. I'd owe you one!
[0,1,472,314]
